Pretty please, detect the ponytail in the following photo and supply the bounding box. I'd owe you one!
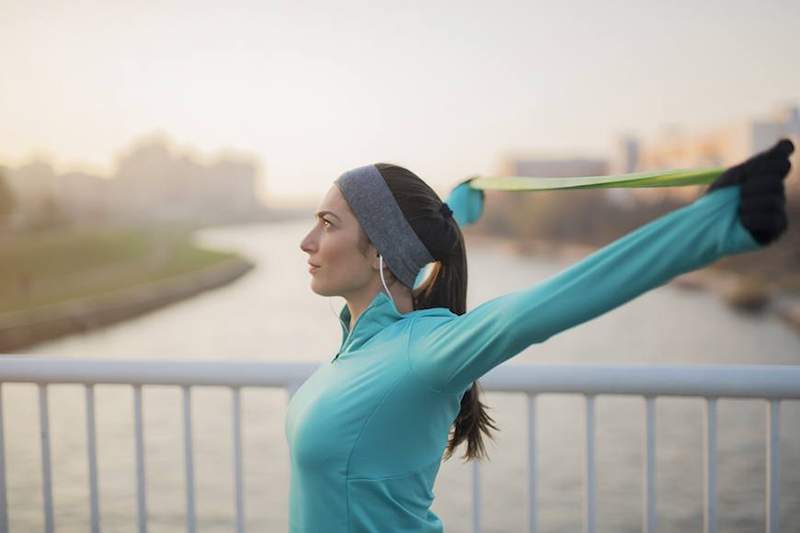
[377,163,499,462]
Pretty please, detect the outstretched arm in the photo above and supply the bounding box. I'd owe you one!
[408,140,793,395]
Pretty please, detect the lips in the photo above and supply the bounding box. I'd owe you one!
[308,262,320,273]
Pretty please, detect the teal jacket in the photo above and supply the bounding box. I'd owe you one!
[284,185,760,532]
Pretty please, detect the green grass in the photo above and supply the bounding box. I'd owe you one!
[0,225,242,314]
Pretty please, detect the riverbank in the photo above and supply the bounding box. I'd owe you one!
[464,232,800,334]
[0,226,255,352]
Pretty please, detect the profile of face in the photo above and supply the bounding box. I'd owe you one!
[299,184,384,298]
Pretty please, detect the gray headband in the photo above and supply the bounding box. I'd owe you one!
[334,164,434,288]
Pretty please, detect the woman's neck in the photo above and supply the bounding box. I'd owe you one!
[346,281,413,329]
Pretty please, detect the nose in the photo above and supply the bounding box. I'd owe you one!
[300,226,317,254]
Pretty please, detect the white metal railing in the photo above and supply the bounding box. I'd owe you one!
[0,357,798,533]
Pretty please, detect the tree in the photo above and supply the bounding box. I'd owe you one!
[29,192,70,231]
[0,170,16,228]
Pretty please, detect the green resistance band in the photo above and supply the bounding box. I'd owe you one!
[428,166,726,288]
[442,167,727,230]
[469,167,724,191]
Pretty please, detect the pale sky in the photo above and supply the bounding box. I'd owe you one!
[1,0,798,204]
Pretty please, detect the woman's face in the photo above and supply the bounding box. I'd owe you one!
[299,184,379,297]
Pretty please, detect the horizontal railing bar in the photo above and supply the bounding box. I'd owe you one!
[0,357,318,388]
[481,364,800,399]
[1,358,799,399]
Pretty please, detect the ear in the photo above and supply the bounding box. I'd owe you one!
[369,248,395,278]
[367,245,381,271]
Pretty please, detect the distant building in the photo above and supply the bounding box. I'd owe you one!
[58,172,115,222]
[100,135,264,223]
[613,135,640,174]
[492,154,638,208]
[616,104,800,203]
[3,135,267,229]
[498,156,608,178]
[5,159,59,228]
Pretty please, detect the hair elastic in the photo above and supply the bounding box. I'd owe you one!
[439,202,453,219]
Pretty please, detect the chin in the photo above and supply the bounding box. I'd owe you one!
[309,279,337,297]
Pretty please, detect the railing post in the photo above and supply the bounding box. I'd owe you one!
[527,394,538,533]
[232,387,245,533]
[472,458,481,533]
[0,384,7,533]
[85,384,101,533]
[182,386,196,533]
[766,399,780,533]
[643,396,657,533]
[703,397,718,533]
[0,359,796,532]
[584,395,596,533]
[38,384,54,533]
[133,385,148,533]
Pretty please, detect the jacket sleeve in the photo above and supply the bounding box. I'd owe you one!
[407,184,762,395]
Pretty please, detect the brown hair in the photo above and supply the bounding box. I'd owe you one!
[369,162,499,462]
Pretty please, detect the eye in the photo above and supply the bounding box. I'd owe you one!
[314,214,332,229]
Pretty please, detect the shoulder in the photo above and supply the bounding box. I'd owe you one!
[406,307,458,329]
[409,306,457,319]
[403,307,459,346]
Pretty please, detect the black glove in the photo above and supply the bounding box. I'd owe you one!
[705,138,794,246]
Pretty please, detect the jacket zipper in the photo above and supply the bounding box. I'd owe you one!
[331,299,378,363]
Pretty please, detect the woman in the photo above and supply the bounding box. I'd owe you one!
[287,139,794,532]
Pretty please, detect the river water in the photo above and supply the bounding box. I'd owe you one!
[6,219,800,532]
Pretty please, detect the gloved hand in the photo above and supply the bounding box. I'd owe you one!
[705,138,794,246]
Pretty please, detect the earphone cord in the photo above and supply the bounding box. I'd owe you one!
[328,297,348,330]
[378,255,397,309]
[328,254,397,329]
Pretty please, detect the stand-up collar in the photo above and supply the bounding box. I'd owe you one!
[334,291,406,360]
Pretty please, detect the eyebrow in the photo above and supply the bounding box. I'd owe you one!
[315,210,341,221]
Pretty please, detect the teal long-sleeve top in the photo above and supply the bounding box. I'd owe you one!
[284,184,761,532]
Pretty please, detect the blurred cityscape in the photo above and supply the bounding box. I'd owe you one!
[476,106,800,251]
[0,133,270,231]
[0,104,798,254]
[495,103,800,203]
[474,104,800,298]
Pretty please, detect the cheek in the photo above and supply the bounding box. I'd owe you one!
[318,235,371,284]
[334,249,370,281]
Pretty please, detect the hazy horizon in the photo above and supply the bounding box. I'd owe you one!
[2,0,798,204]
